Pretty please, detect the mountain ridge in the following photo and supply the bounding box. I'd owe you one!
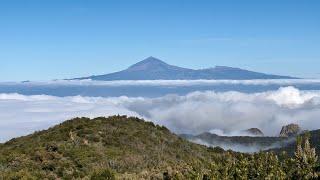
[1,116,319,179]
[74,57,297,80]
[0,116,220,179]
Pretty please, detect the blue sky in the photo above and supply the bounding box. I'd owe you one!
[0,0,320,81]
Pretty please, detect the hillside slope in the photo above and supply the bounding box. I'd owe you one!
[1,116,320,179]
[0,116,219,179]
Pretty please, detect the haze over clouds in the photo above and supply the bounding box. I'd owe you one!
[1,86,320,143]
[3,79,320,86]
[189,138,295,153]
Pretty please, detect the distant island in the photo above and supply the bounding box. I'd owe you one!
[74,57,297,81]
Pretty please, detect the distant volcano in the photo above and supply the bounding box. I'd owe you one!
[75,56,297,80]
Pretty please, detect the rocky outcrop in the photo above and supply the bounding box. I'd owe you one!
[279,124,301,137]
[244,128,264,136]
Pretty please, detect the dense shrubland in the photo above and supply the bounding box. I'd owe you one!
[0,116,319,179]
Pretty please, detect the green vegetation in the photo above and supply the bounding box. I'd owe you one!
[271,129,320,156]
[0,116,320,179]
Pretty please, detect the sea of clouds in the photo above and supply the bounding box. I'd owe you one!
[1,86,320,144]
[3,79,320,86]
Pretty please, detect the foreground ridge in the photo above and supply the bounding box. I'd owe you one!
[0,116,319,179]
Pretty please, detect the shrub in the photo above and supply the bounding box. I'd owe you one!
[90,169,115,180]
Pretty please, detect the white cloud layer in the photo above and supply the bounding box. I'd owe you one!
[2,79,320,87]
[1,86,320,144]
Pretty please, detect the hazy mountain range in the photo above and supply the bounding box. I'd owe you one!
[74,57,296,80]
[180,124,304,153]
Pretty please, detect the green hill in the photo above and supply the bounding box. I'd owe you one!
[1,116,320,179]
[0,116,219,179]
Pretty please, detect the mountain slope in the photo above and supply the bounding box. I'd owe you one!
[75,57,296,80]
[1,116,320,179]
[0,116,219,179]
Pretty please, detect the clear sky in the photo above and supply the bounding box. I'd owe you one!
[0,0,320,81]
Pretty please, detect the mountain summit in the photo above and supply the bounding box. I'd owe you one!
[128,56,169,70]
[75,57,296,80]
[126,56,189,72]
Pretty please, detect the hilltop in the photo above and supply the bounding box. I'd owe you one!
[0,116,220,179]
[1,116,320,179]
[75,57,296,80]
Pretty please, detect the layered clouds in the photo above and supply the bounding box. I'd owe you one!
[3,79,320,87]
[1,86,320,143]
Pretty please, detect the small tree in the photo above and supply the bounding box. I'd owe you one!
[233,155,249,180]
[291,134,319,179]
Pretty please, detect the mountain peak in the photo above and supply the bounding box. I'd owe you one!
[74,57,297,80]
[144,56,163,62]
[127,57,170,71]
[279,124,302,137]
